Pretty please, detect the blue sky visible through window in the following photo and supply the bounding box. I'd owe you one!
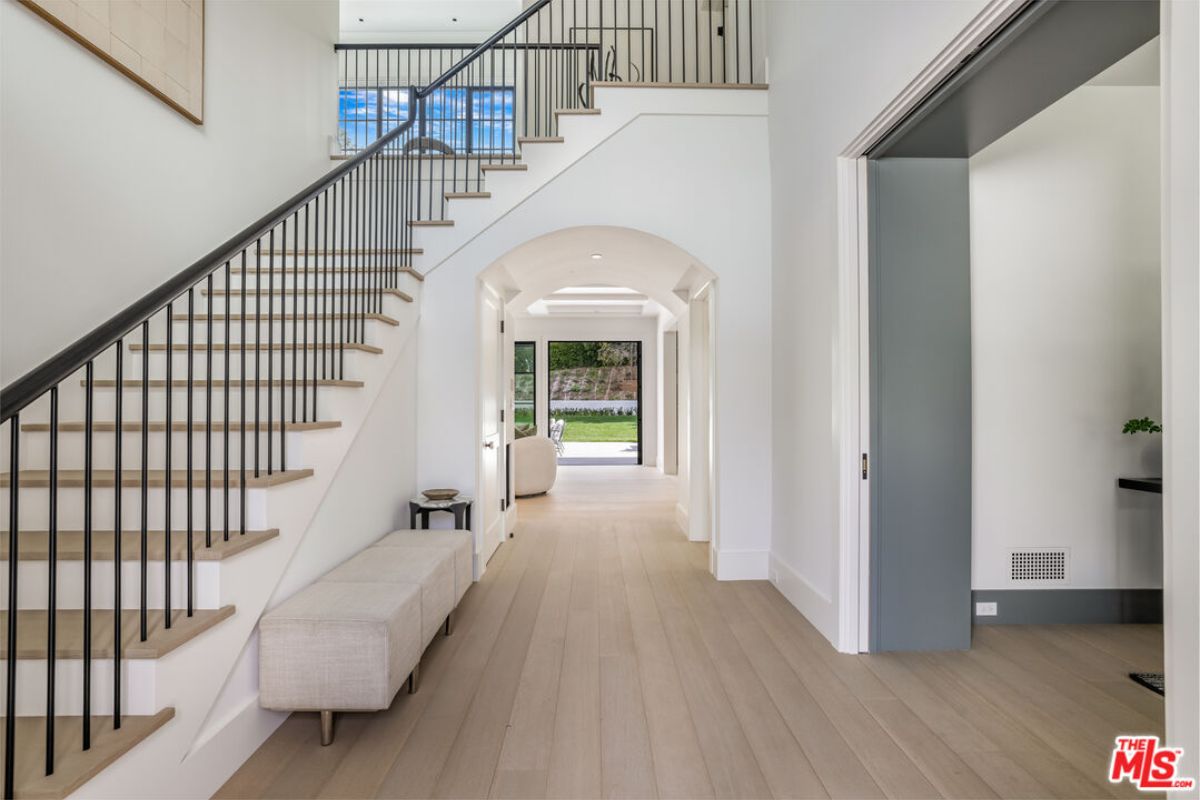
[338,87,514,153]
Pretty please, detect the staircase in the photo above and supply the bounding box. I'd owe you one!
[1,0,762,795]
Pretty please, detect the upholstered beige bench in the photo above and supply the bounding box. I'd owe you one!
[258,530,473,745]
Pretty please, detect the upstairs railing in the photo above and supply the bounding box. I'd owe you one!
[0,0,759,793]
[336,0,763,156]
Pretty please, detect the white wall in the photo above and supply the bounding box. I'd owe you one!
[1161,0,1200,781]
[512,315,659,467]
[970,85,1162,591]
[416,108,772,579]
[0,0,338,383]
[765,0,990,644]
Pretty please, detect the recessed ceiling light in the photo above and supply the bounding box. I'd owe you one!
[590,253,603,260]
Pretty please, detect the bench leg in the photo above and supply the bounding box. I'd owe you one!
[444,610,455,637]
[320,711,335,746]
[409,662,421,694]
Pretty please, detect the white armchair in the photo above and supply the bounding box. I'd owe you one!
[513,435,558,496]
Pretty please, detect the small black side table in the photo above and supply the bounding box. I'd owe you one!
[1118,477,1163,494]
[409,495,474,530]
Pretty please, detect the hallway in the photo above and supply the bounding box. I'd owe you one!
[218,467,1163,799]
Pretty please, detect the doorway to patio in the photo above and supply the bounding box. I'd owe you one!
[548,340,642,466]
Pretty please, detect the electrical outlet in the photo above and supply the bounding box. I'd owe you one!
[975,601,998,617]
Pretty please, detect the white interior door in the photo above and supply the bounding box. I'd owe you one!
[479,288,504,562]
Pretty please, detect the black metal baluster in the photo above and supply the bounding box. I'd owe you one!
[186,291,194,615]
[339,181,346,381]
[224,265,231,541]
[83,361,94,750]
[113,339,123,728]
[268,229,275,475]
[255,241,261,478]
[206,274,213,546]
[45,387,58,776]
[5,416,19,800]
[747,0,753,83]
[280,233,287,474]
[240,253,247,536]
[292,213,299,425]
[165,305,173,623]
[140,320,149,642]
[302,206,309,423]
[734,0,740,83]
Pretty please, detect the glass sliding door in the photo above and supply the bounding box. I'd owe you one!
[514,341,536,436]
[548,340,641,465]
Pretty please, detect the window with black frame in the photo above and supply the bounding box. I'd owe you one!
[337,86,514,155]
[514,341,536,437]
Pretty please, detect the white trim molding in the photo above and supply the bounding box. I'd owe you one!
[769,553,838,643]
[713,548,770,581]
[834,0,1030,653]
[1160,0,1200,780]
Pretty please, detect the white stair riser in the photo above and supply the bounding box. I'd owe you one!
[164,318,391,345]
[109,350,374,381]
[12,430,314,471]
[1,660,156,717]
[197,292,410,316]
[1,487,270,531]
[228,273,414,291]
[235,254,421,268]
[0,561,220,611]
[56,385,363,422]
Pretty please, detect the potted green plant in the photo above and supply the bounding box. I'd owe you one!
[1122,417,1163,435]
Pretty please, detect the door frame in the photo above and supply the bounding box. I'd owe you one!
[546,339,644,465]
[476,281,507,567]
[836,0,1199,769]
[834,0,1029,653]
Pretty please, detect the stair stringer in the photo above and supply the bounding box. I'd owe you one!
[65,283,423,799]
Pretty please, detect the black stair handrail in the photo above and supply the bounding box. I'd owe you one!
[0,0,551,424]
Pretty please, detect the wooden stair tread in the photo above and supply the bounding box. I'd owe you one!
[0,710,175,800]
[21,421,341,433]
[408,219,454,227]
[171,312,401,325]
[83,379,364,389]
[0,607,235,659]
[0,469,313,489]
[0,529,279,562]
[555,107,601,116]
[204,287,413,302]
[479,163,527,171]
[518,136,564,144]
[129,342,383,354]
[444,192,491,199]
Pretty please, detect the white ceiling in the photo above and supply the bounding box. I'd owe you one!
[479,226,716,320]
[340,0,522,40]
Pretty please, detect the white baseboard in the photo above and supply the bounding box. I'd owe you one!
[674,503,689,535]
[769,553,840,647]
[713,548,769,581]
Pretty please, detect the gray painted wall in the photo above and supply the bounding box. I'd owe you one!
[973,589,1163,625]
[869,157,973,651]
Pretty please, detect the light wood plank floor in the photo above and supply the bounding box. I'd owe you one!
[217,467,1164,799]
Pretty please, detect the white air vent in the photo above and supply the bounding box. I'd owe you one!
[1009,549,1068,583]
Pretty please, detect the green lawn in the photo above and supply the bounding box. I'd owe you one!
[559,414,639,442]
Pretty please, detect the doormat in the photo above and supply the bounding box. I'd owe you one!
[1129,672,1165,696]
